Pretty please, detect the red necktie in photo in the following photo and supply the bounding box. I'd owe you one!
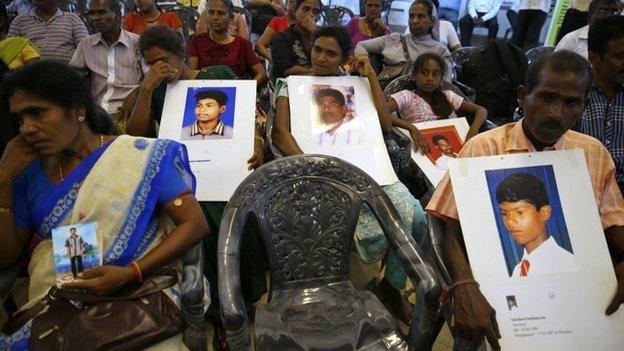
[520,259,530,277]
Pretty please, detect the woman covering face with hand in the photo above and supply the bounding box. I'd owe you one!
[272,25,428,319]
[345,0,390,48]
[0,61,209,350]
[270,0,321,81]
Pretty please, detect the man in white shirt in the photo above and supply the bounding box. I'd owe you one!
[555,0,621,58]
[458,0,502,46]
[495,172,577,278]
[432,134,458,170]
[512,0,551,50]
[70,0,145,116]
[313,88,361,146]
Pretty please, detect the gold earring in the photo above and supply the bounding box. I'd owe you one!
[78,115,85,122]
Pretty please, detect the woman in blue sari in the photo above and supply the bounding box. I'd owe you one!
[0,61,209,350]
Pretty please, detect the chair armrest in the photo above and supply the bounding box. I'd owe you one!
[180,243,206,351]
[217,207,252,350]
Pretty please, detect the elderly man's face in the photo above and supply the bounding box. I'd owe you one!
[518,69,588,147]
[317,95,347,126]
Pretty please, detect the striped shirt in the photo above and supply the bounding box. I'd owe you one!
[70,30,145,113]
[574,85,624,183]
[426,119,624,230]
[7,8,88,63]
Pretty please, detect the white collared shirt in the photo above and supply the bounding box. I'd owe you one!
[519,0,550,13]
[315,119,361,146]
[512,236,577,277]
[555,25,588,58]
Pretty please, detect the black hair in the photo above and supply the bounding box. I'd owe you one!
[139,25,185,57]
[410,0,435,21]
[496,173,550,210]
[588,0,619,15]
[406,53,453,118]
[0,61,103,133]
[431,134,448,145]
[195,89,228,106]
[1,2,7,33]
[295,0,322,11]
[312,25,352,59]
[206,0,234,15]
[314,88,345,106]
[70,228,76,231]
[525,50,593,95]
[588,16,624,56]
[100,0,122,16]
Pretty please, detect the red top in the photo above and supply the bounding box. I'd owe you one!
[267,16,290,32]
[123,11,183,35]
[188,35,260,78]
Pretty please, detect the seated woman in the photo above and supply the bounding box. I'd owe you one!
[405,0,461,52]
[123,0,184,37]
[0,61,208,349]
[0,3,40,69]
[354,0,453,81]
[254,0,295,62]
[272,25,427,319]
[345,0,390,49]
[389,53,486,152]
[196,0,250,40]
[188,0,267,87]
[270,0,321,81]
[125,26,267,349]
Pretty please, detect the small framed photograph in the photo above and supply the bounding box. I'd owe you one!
[51,221,101,287]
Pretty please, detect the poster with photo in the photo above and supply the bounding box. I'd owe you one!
[51,221,101,287]
[398,118,469,187]
[159,80,256,201]
[449,150,624,350]
[287,76,398,185]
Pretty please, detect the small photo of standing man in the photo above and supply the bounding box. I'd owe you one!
[65,227,85,278]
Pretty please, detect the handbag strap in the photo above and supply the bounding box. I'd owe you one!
[53,273,178,303]
[399,35,411,63]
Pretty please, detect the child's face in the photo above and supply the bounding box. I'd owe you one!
[195,98,225,123]
[413,59,442,94]
[499,200,551,246]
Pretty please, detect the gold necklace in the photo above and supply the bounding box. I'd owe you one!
[58,135,104,182]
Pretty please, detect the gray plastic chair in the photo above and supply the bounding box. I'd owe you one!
[217,155,441,350]
[525,46,555,66]
[319,5,354,26]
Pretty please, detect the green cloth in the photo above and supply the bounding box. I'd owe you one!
[0,37,34,66]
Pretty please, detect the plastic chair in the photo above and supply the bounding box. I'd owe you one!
[233,6,253,39]
[218,154,442,350]
[319,5,355,26]
[450,46,481,80]
[525,46,555,66]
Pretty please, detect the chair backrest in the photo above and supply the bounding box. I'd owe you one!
[233,6,253,38]
[382,74,413,97]
[319,5,354,26]
[450,46,481,79]
[525,45,555,66]
[224,156,385,289]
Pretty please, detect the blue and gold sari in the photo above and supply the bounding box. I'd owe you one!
[1,135,199,350]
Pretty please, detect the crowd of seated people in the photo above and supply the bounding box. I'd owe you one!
[1,0,624,349]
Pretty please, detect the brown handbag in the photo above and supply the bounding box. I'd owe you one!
[377,35,413,86]
[3,273,185,351]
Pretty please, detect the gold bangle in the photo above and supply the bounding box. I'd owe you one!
[0,207,12,214]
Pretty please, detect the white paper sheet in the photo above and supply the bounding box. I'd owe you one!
[449,150,624,350]
[398,118,469,187]
[158,80,256,201]
[286,76,398,185]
